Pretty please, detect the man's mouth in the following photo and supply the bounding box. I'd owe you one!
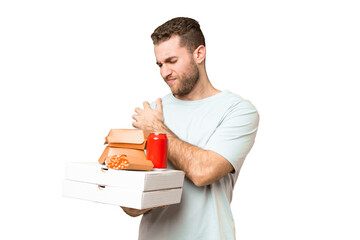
[166,78,176,85]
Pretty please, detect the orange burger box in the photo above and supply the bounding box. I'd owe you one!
[62,162,185,209]
[105,129,151,150]
[98,129,153,170]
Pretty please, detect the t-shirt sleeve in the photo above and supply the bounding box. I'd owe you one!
[204,100,259,172]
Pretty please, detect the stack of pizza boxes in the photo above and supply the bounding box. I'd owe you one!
[63,129,185,209]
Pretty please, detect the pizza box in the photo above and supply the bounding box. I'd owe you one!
[65,162,184,191]
[62,162,185,209]
[62,180,183,209]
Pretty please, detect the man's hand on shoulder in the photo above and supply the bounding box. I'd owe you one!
[132,98,164,131]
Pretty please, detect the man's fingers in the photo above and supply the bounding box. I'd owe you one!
[132,114,141,129]
[135,107,143,114]
[156,98,163,112]
[132,121,139,129]
[132,114,139,121]
[143,101,151,109]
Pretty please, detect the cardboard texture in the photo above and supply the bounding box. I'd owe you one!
[99,129,154,171]
[98,147,153,171]
[98,147,145,164]
[65,162,185,191]
[105,129,152,150]
[63,180,183,209]
[63,162,185,209]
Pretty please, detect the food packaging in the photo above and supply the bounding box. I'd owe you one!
[99,129,154,171]
[105,129,152,150]
[63,162,185,209]
[98,146,153,171]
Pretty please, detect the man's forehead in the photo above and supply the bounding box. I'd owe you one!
[154,36,187,62]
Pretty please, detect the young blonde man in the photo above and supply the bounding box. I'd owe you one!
[122,17,259,240]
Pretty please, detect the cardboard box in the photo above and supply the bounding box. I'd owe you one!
[63,162,185,209]
[65,162,184,191]
[99,129,154,171]
[98,146,153,170]
[105,129,152,150]
[63,180,183,209]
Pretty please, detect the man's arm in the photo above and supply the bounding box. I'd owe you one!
[132,99,234,187]
[161,126,234,186]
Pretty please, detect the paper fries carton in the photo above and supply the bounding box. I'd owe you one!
[98,146,153,171]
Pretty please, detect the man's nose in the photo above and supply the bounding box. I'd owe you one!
[161,65,172,79]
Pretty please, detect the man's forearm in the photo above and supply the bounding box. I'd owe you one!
[155,124,224,187]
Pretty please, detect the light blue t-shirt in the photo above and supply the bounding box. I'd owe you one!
[139,90,259,240]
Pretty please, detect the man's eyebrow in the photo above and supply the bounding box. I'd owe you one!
[156,56,178,66]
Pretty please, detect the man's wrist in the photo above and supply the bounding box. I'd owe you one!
[155,123,178,141]
[154,122,170,134]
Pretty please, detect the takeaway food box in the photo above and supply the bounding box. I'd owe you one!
[98,129,153,170]
[62,129,185,209]
[63,162,185,209]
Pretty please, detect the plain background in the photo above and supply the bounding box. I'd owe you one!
[1,0,359,239]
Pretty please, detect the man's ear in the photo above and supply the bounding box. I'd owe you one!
[193,45,206,64]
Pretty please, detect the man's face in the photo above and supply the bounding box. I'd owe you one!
[154,36,199,97]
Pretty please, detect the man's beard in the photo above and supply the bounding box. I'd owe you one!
[171,60,199,96]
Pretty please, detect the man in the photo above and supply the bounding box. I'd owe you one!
[122,17,259,240]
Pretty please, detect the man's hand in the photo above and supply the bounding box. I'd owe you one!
[132,98,164,131]
[121,206,167,217]
[121,207,153,217]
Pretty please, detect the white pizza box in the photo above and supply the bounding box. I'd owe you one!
[62,180,183,209]
[62,162,185,209]
[64,162,185,191]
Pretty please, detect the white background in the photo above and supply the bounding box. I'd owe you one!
[1,0,359,239]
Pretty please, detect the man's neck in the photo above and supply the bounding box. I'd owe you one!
[174,73,220,101]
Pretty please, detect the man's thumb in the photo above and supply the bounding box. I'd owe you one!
[156,98,163,112]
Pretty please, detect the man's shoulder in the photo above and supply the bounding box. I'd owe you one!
[161,93,174,103]
[220,90,257,111]
[221,90,244,102]
[149,93,173,109]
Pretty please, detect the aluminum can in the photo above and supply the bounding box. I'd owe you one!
[146,133,168,169]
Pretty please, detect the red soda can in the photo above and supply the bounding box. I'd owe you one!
[146,133,168,169]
